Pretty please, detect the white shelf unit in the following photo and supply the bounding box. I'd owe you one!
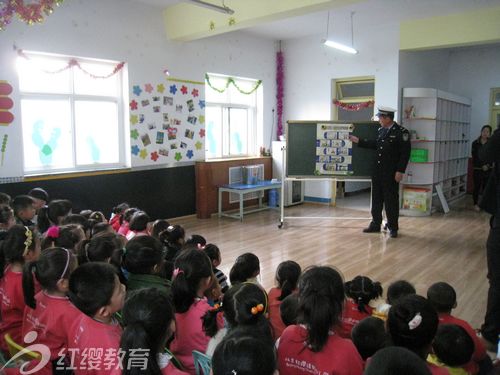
[400,88,471,216]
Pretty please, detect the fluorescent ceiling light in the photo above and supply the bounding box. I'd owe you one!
[322,39,358,54]
[186,0,235,15]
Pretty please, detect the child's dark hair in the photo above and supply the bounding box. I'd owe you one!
[185,234,207,247]
[23,247,76,309]
[160,224,185,245]
[229,253,260,285]
[91,223,112,237]
[62,214,90,232]
[78,233,122,264]
[345,275,383,313]
[150,219,170,239]
[12,195,34,216]
[212,334,276,375]
[41,224,83,250]
[0,193,11,206]
[231,283,273,345]
[68,262,117,316]
[89,211,106,223]
[27,188,49,203]
[123,207,139,224]
[426,282,456,313]
[387,294,438,358]
[432,324,474,367]
[297,266,345,352]
[204,243,220,264]
[123,236,164,275]
[38,199,72,233]
[112,202,130,215]
[351,316,387,360]
[128,211,150,232]
[203,283,243,337]
[387,280,416,305]
[0,225,38,278]
[79,210,92,219]
[364,346,432,375]
[275,260,301,301]
[280,293,299,326]
[120,288,175,375]
[0,205,14,226]
[171,248,212,313]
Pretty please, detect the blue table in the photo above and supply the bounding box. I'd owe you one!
[218,180,282,221]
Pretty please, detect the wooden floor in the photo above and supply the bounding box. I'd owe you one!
[174,197,491,329]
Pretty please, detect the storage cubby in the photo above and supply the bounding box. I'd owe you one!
[400,88,471,216]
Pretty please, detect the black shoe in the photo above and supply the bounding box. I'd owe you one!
[389,230,398,238]
[363,224,381,233]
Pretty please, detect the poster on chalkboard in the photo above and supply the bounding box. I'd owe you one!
[315,123,354,175]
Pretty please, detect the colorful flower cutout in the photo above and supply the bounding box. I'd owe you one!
[186,150,194,159]
[199,129,205,138]
[195,141,203,150]
[139,149,148,159]
[198,115,205,124]
[174,152,182,161]
[130,115,138,125]
[180,85,188,95]
[151,151,159,162]
[198,100,205,109]
[192,89,199,97]
[130,129,139,140]
[157,84,165,93]
[130,100,138,110]
[145,83,154,94]
[131,145,140,156]
[169,85,177,95]
[133,85,142,96]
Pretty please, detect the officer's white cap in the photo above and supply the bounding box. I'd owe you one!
[376,106,397,116]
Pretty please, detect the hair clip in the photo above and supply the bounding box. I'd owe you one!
[197,243,206,250]
[408,312,422,330]
[211,303,220,311]
[167,225,175,231]
[232,371,237,375]
[23,227,33,256]
[251,303,264,315]
[46,225,60,239]
[173,267,184,278]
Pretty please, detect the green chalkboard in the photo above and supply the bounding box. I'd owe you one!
[286,121,379,178]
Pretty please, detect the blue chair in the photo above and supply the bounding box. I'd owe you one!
[192,350,211,375]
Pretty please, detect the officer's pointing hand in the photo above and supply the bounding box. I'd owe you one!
[395,172,403,183]
[349,135,359,143]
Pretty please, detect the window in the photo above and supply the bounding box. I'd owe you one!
[205,73,262,159]
[333,77,375,122]
[17,51,128,174]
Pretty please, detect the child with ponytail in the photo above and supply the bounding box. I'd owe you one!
[0,225,41,354]
[22,247,78,375]
[268,260,301,339]
[120,288,188,375]
[170,248,222,374]
[277,266,363,375]
[339,275,383,338]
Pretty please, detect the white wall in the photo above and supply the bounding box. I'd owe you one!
[0,0,276,177]
[282,21,400,199]
[448,45,500,136]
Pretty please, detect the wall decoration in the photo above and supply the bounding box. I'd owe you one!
[276,49,284,137]
[0,81,14,126]
[333,99,374,111]
[0,0,64,31]
[129,77,205,167]
[1,134,8,166]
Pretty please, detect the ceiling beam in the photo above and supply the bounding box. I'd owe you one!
[163,0,364,42]
[400,5,500,51]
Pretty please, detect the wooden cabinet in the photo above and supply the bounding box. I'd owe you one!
[195,157,272,219]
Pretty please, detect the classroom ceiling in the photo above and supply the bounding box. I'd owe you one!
[132,0,500,44]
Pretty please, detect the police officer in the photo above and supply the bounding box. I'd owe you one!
[349,106,411,238]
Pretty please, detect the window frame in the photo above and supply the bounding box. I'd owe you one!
[205,73,260,160]
[18,51,129,176]
[332,76,375,120]
[490,87,500,129]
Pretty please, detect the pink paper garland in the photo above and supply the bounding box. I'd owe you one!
[333,99,374,111]
[16,49,125,79]
[0,0,64,30]
[276,50,284,137]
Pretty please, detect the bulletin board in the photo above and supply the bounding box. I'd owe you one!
[129,78,205,167]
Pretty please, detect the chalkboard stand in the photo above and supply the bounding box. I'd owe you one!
[278,145,372,229]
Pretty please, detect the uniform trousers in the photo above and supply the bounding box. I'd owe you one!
[371,174,399,231]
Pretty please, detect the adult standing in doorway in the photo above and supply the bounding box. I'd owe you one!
[349,107,411,238]
[471,124,493,211]
[479,125,500,352]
